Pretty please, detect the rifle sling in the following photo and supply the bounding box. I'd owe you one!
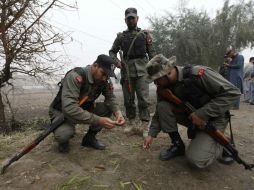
[125,30,143,62]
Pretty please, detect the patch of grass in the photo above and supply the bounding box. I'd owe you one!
[119,181,143,190]
[56,175,91,190]
[2,116,50,134]
[132,182,143,190]
[92,184,110,188]
[130,143,142,148]
[120,181,132,188]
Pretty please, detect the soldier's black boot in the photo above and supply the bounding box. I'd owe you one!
[58,141,70,153]
[217,148,234,165]
[159,132,185,161]
[81,130,106,150]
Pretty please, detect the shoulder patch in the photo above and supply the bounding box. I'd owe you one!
[142,29,153,45]
[75,76,83,83]
[192,67,204,77]
[147,36,152,45]
[198,68,204,76]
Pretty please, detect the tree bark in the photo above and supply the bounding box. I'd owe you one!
[0,90,6,134]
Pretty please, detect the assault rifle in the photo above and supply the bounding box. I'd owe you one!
[158,89,254,171]
[119,50,132,94]
[1,96,89,174]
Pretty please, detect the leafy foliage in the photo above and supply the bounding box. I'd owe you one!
[148,0,254,68]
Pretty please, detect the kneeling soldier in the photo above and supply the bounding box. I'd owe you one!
[143,54,240,168]
[49,54,125,153]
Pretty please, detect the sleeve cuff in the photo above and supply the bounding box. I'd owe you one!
[148,131,158,138]
[90,114,101,126]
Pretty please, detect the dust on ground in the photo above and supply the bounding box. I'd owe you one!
[0,89,254,190]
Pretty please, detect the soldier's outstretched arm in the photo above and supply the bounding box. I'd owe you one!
[98,117,117,129]
[143,136,153,150]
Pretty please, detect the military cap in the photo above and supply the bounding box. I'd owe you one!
[95,54,116,78]
[146,54,176,83]
[125,7,138,18]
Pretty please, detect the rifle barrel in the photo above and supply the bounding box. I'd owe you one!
[159,89,254,170]
[119,50,132,94]
[1,96,88,174]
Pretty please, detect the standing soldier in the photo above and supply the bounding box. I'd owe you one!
[109,7,156,137]
[143,54,240,169]
[49,54,125,153]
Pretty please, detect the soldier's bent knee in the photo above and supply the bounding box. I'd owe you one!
[157,101,174,115]
[54,125,74,143]
[186,151,215,169]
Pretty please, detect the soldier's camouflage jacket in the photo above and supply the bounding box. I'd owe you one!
[149,65,241,137]
[109,28,156,78]
[49,66,119,126]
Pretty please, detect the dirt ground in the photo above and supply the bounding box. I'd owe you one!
[0,89,254,190]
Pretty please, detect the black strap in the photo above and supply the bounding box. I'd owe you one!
[226,111,235,145]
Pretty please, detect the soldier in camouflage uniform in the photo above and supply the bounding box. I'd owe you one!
[49,54,125,153]
[143,54,240,168]
[109,7,156,136]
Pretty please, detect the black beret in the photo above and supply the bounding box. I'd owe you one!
[95,54,116,78]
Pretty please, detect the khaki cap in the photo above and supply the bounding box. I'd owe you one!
[146,54,176,83]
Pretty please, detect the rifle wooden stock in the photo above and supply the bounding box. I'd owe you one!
[158,89,254,170]
[119,50,132,93]
[1,96,89,174]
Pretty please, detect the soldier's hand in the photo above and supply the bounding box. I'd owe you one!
[189,112,206,129]
[223,62,229,67]
[99,117,116,129]
[143,135,153,150]
[114,111,125,126]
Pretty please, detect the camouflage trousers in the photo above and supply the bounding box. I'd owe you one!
[53,102,112,144]
[121,75,150,121]
[155,100,228,168]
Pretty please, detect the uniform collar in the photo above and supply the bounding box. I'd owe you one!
[86,65,94,84]
[175,66,184,82]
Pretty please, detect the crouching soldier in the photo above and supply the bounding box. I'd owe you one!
[49,54,125,153]
[143,54,240,168]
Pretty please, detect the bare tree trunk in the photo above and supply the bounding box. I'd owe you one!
[0,91,6,134]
